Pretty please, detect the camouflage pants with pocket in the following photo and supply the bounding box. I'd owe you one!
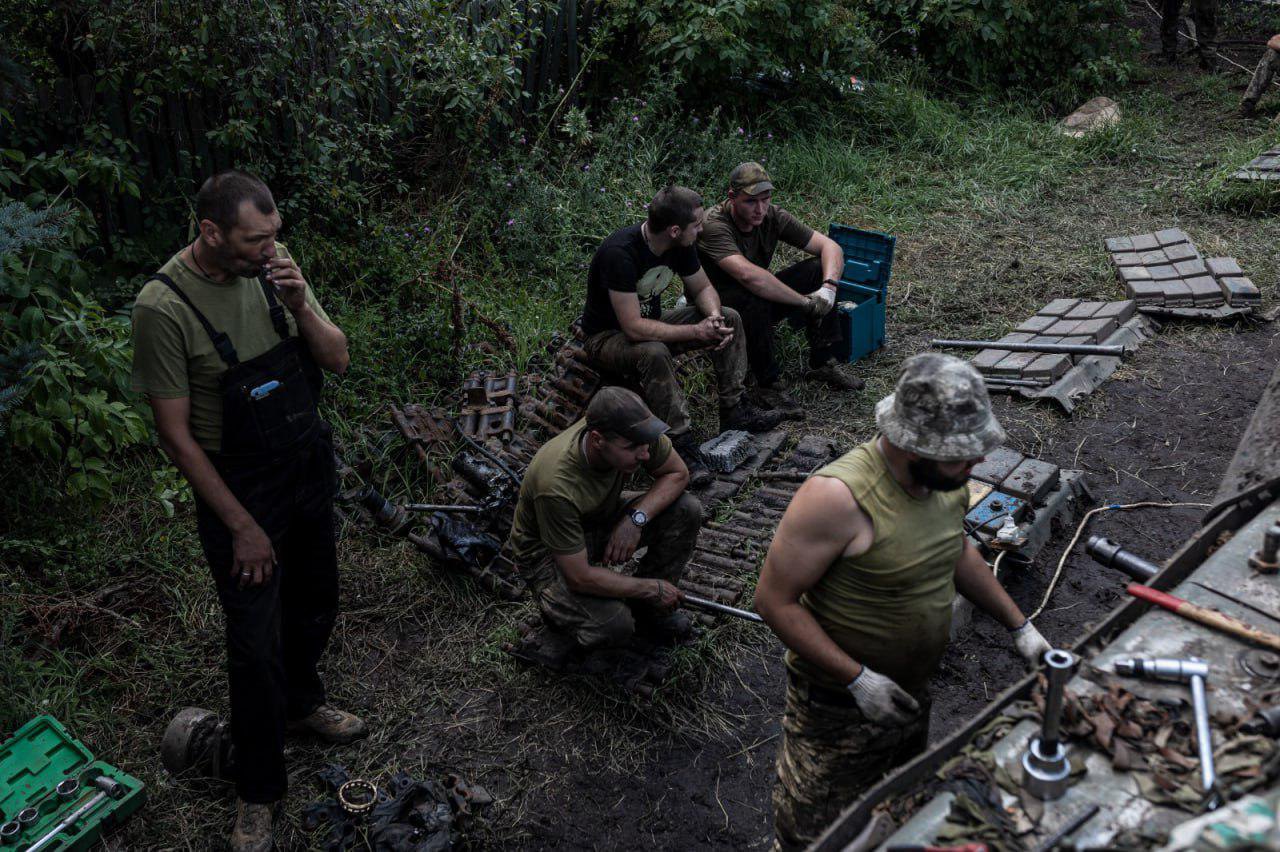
[532,491,702,648]
[1161,0,1218,58]
[1244,48,1280,109]
[772,676,931,852]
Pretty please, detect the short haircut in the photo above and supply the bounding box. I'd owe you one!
[647,185,703,232]
[195,170,275,231]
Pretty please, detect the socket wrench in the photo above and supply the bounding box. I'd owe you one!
[1021,648,1079,800]
[1114,657,1214,794]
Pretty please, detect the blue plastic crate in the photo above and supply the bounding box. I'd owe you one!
[827,224,894,364]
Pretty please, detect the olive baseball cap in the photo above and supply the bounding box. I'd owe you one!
[729,162,773,196]
[875,353,1006,461]
[586,387,669,444]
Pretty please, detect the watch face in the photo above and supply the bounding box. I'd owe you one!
[632,510,648,526]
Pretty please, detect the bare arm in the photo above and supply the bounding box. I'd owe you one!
[954,540,1026,629]
[682,268,721,316]
[803,231,845,290]
[265,256,349,374]
[150,396,275,587]
[610,289,726,348]
[755,476,874,684]
[714,254,810,307]
[603,443,691,565]
[552,548,679,605]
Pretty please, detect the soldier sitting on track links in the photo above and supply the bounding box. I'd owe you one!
[755,353,1052,852]
[580,184,786,489]
[506,386,703,647]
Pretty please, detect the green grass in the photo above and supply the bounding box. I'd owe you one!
[4,55,1280,848]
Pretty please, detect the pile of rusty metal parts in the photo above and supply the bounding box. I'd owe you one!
[811,364,1280,852]
[301,764,492,852]
[931,299,1157,413]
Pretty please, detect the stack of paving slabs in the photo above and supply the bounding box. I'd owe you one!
[964,446,1090,559]
[505,435,838,698]
[1231,147,1280,181]
[968,298,1156,413]
[1106,229,1260,318]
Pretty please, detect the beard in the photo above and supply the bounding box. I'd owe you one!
[907,457,969,493]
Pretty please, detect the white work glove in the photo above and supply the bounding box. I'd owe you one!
[814,285,836,310]
[1011,619,1052,666]
[803,293,833,319]
[846,666,920,726]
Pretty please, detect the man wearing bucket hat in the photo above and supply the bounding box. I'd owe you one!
[755,354,1051,852]
[506,386,703,647]
[697,162,860,413]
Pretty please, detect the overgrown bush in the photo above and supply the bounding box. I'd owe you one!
[870,0,1136,96]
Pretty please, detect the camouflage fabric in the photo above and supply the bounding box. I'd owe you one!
[874,352,1005,462]
[529,492,702,648]
[1161,0,1218,59]
[772,678,931,852]
[729,161,774,196]
[584,305,748,438]
[1243,47,1280,110]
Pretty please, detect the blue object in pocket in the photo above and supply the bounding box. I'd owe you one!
[249,379,281,401]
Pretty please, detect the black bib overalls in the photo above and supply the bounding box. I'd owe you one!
[152,273,339,803]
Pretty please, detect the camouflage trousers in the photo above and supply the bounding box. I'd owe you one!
[583,305,748,438]
[772,676,930,852]
[530,491,702,648]
[1161,0,1218,58]
[1243,48,1280,109]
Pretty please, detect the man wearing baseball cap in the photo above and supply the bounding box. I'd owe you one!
[697,162,860,413]
[755,354,1051,851]
[506,386,702,647]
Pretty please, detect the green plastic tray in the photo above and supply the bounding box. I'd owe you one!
[0,715,145,850]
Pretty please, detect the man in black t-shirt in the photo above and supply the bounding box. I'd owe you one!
[581,185,783,487]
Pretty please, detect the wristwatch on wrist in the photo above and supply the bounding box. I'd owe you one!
[629,508,649,527]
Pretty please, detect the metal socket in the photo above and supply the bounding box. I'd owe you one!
[1022,648,1077,800]
[1085,536,1159,580]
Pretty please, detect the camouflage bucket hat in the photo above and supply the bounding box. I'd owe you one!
[874,353,1006,461]
[729,162,773,196]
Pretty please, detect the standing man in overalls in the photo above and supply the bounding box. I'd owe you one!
[131,171,360,852]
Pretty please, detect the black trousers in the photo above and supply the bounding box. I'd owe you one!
[194,434,339,803]
[715,258,843,386]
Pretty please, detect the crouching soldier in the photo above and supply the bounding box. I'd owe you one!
[755,354,1052,852]
[507,387,703,646]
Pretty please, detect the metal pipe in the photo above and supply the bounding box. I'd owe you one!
[932,339,1126,358]
[1114,657,1214,793]
[25,792,107,852]
[1086,536,1159,580]
[984,377,1052,388]
[402,503,484,514]
[1040,649,1075,752]
[682,594,764,623]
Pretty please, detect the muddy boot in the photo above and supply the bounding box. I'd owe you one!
[671,433,713,488]
[287,705,369,744]
[636,610,694,644]
[719,400,785,433]
[753,380,805,420]
[231,799,275,852]
[804,362,865,392]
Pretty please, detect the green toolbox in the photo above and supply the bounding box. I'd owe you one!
[0,715,144,850]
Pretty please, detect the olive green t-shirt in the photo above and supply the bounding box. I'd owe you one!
[696,201,814,292]
[786,439,969,696]
[129,245,331,453]
[507,418,672,585]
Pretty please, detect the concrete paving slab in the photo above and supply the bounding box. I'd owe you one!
[1184,275,1225,306]
[1130,233,1160,251]
[1015,315,1057,333]
[1103,236,1134,252]
[1118,265,1152,283]
[1164,242,1199,263]
[1002,457,1061,502]
[1206,257,1243,278]
[969,446,1024,485]
[998,332,1035,344]
[1057,335,1091,347]
[1172,258,1209,278]
[1027,336,1063,345]
[1111,252,1144,268]
[1161,279,1193,306]
[1072,316,1119,342]
[1139,250,1170,266]
[1220,276,1262,305]
[1045,319,1082,336]
[1091,300,1136,323]
[1147,264,1180,281]
[992,351,1038,377]
[971,348,1011,373]
[1038,298,1080,317]
[1064,300,1107,320]
[1022,353,1072,382]
[1123,280,1164,304]
[1154,227,1189,246]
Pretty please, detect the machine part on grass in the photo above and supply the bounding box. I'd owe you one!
[1020,649,1078,801]
[1113,657,1215,796]
[1086,535,1159,580]
[459,370,518,441]
[682,593,764,623]
[160,706,235,782]
[1193,581,1280,626]
[337,779,378,817]
[933,339,1127,358]
[1126,583,1280,653]
[1032,803,1099,852]
[1248,519,1280,575]
[1242,705,1280,737]
[1028,500,1209,620]
[1237,649,1280,683]
[354,485,413,535]
[698,430,752,474]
